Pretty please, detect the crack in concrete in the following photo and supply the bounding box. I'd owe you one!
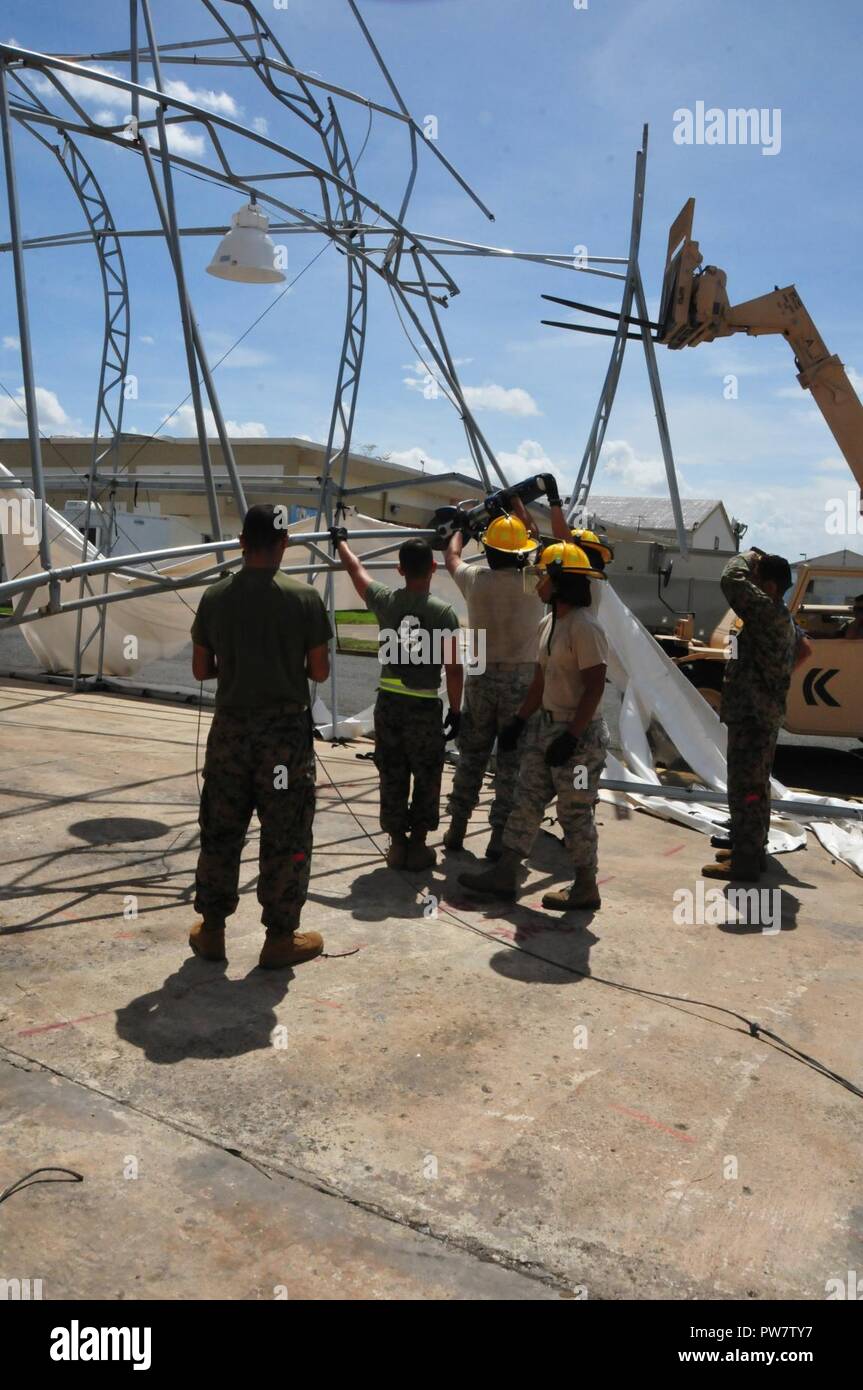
[0,1044,581,1296]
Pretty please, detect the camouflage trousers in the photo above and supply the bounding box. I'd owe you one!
[194,704,315,935]
[503,714,609,874]
[447,663,537,829]
[374,690,445,836]
[726,718,780,857]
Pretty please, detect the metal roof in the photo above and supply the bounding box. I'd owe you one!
[585,496,723,531]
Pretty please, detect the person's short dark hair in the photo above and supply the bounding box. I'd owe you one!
[486,546,523,570]
[853,593,863,607]
[552,572,592,608]
[241,504,284,552]
[399,537,434,578]
[758,553,793,594]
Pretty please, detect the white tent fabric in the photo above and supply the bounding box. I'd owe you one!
[594,583,862,875]
[2,461,860,872]
[0,461,469,674]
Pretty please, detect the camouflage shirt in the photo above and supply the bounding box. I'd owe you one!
[720,553,796,727]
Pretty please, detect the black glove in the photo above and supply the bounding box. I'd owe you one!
[545,730,579,766]
[497,715,526,752]
[329,525,348,548]
[443,709,461,741]
[538,473,561,506]
[453,508,474,541]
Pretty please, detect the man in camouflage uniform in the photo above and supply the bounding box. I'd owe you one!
[459,541,609,910]
[334,531,462,871]
[189,504,332,968]
[443,478,573,859]
[703,548,797,882]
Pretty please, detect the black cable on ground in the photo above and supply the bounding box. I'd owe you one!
[313,744,863,1101]
[0,1167,83,1205]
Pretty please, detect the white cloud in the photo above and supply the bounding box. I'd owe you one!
[162,79,239,118]
[164,125,206,157]
[401,360,539,416]
[496,439,567,490]
[388,446,450,473]
[462,383,541,417]
[140,335,155,346]
[252,116,269,136]
[2,336,20,350]
[165,404,268,438]
[0,385,84,436]
[597,438,691,496]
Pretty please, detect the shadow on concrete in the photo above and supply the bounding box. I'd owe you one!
[716,886,802,936]
[487,920,598,985]
[309,862,437,924]
[68,816,173,844]
[115,955,291,1063]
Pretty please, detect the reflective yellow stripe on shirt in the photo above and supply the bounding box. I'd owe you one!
[378,676,441,699]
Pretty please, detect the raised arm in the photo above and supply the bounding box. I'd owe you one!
[333,532,373,602]
[444,528,464,577]
[720,549,775,622]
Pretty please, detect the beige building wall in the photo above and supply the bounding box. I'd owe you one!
[0,435,486,543]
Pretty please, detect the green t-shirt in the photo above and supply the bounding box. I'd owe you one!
[191,568,333,709]
[365,581,460,696]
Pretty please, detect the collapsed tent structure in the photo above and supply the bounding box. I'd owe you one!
[6,464,859,873]
[0,3,859,878]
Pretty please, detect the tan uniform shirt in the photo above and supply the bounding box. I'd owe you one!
[537,606,608,719]
[452,561,541,666]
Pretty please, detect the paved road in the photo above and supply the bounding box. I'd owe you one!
[1,628,859,798]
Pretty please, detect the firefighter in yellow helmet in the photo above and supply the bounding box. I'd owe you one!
[442,501,544,859]
[459,541,611,910]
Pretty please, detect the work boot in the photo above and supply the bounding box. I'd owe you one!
[405,831,436,871]
[386,834,409,869]
[485,826,505,861]
[259,930,324,969]
[189,920,226,962]
[716,847,768,871]
[459,847,522,898]
[443,815,468,851]
[701,858,761,883]
[542,873,601,911]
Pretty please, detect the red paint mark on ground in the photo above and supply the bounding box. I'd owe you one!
[114,931,137,940]
[18,1011,113,1037]
[608,1103,695,1142]
[597,876,615,885]
[662,844,686,857]
[309,997,345,1011]
[488,927,517,942]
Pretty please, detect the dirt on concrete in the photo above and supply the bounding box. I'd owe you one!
[1,680,861,1300]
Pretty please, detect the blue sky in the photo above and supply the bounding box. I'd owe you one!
[1,0,862,562]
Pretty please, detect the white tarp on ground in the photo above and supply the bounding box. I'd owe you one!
[2,462,860,872]
[594,582,863,876]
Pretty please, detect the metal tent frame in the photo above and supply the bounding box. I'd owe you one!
[0,0,686,728]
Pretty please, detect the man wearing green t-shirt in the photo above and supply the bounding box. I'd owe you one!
[333,530,462,871]
[189,504,332,968]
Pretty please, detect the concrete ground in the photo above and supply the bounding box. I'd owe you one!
[0,678,861,1301]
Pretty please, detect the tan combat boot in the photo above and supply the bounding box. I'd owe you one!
[386,834,409,869]
[405,831,436,871]
[716,847,768,871]
[459,848,522,898]
[701,858,761,882]
[189,920,226,962]
[259,931,324,969]
[542,874,601,911]
[485,826,505,861]
[443,815,468,851]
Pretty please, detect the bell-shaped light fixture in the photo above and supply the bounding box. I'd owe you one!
[206,201,285,284]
